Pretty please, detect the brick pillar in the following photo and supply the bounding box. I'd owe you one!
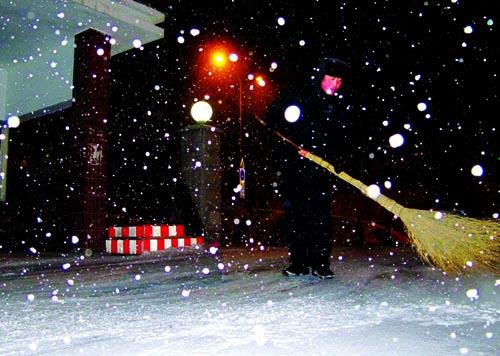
[73,30,111,253]
[0,68,8,201]
[181,125,222,245]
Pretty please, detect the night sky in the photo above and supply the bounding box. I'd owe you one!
[1,0,498,251]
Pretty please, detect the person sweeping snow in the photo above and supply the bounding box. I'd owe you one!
[266,57,351,278]
[260,58,498,276]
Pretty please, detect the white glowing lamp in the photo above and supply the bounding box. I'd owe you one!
[190,101,213,123]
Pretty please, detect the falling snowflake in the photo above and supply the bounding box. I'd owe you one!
[389,133,405,148]
[463,26,473,34]
[471,165,483,177]
[366,185,381,199]
[466,288,479,300]
[284,105,301,123]
[417,102,427,111]
[132,39,142,48]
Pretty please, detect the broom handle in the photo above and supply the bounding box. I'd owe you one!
[253,115,302,151]
[251,115,406,216]
[299,150,406,217]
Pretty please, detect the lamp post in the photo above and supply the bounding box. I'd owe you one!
[195,44,271,246]
[205,47,268,200]
[181,101,222,246]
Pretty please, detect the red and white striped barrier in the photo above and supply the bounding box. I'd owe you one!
[144,225,185,238]
[108,225,185,239]
[108,226,144,238]
[105,239,142,255]
[143,237,204,252]
[105,237,204,255]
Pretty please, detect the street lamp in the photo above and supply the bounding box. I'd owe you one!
[193,43,273,247]
[190,101,213,124]
[203,46,269,199]
[182,100,222,245]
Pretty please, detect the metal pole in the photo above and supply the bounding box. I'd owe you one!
[239,77,243,158]
[238,78,245,199]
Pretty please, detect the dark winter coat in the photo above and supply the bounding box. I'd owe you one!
[266,57,355,206]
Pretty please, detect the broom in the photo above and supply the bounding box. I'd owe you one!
[254,116,499,275]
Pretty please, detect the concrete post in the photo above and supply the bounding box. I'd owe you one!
[0,69,8,201]
[181,124,222,245]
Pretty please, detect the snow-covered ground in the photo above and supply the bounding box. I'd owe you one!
[0,245,498,355]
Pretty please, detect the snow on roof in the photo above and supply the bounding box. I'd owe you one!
[0,0,164,120]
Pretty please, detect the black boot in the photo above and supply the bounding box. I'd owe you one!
[311,263,334,279]
[282,264,310,276]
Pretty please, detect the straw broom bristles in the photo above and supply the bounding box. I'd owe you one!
[299,149,499,275]
[401,210,499,274]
